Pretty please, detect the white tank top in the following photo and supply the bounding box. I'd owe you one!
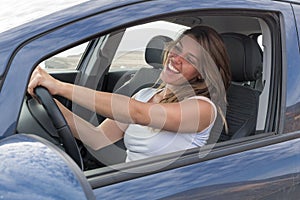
[124,88,217,162]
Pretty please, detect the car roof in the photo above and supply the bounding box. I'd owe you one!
[0,0,89,34]
[0,0,147,71]
[0,0,277,74]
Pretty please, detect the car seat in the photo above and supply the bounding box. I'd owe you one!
[217,33,263,142]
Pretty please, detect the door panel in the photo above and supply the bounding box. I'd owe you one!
[92,137,300,199]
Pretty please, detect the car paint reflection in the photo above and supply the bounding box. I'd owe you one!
[94,138,300,199]
[0,134,91,200]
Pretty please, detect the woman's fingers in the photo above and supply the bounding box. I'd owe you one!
[28,65,62,97]
[27,66,49,95]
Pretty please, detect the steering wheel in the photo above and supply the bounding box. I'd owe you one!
[34,86,83,170]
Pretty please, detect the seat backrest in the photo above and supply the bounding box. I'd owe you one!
[114,35,172,96]
[218,33,263,141]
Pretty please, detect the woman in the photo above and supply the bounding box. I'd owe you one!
[28,25,231,162]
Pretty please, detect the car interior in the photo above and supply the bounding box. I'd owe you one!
[17,11,279,171]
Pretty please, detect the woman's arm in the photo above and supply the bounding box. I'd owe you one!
[28,66,214,133]
[56,83,214,133]
[55,100,127,150]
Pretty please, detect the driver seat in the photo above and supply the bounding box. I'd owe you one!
[217,32,263,142]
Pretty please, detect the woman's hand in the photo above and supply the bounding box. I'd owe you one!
[27,66,62,96]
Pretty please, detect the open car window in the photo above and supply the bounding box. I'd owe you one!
[41,42,89,72]
[19,10,279,177]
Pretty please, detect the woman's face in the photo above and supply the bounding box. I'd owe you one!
[160,35,201,86]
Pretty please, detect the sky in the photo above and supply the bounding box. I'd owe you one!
[0,0,88,33]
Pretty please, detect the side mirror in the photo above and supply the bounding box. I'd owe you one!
[0,134,95,200]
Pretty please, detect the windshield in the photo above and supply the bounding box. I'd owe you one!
[0,0,89,33]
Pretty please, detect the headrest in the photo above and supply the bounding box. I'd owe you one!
[221,33,262,82]
[145,35,173,69]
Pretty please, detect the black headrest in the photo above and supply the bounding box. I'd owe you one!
[221,33,262,82]
[145,35,173,69]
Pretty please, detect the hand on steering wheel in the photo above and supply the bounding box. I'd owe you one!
[34,86,83,170]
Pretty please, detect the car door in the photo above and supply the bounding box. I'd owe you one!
[2,0,300,199]
[83,1,300,199]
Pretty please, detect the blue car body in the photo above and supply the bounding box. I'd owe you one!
[1,0,300,199]
[0,134,94,199]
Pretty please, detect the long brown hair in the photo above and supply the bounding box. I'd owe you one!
[159,25,231,132]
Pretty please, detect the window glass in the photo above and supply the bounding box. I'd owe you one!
[257,34,264,51]
[40,42,88,72]
[110,21,188,71]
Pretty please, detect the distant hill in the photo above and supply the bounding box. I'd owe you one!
[284,101,300,133]
[45,54,82,69]
[44,51,149,71]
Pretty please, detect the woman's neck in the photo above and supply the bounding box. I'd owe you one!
[161,85,173,99]
[149,87,170,103]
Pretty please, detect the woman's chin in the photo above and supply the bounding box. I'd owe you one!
[161,73,182,84]
[161,78,186,86]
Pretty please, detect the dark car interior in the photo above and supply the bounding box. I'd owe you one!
[17,11,279,171]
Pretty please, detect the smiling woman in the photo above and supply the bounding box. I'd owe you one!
[27,25,230,163]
